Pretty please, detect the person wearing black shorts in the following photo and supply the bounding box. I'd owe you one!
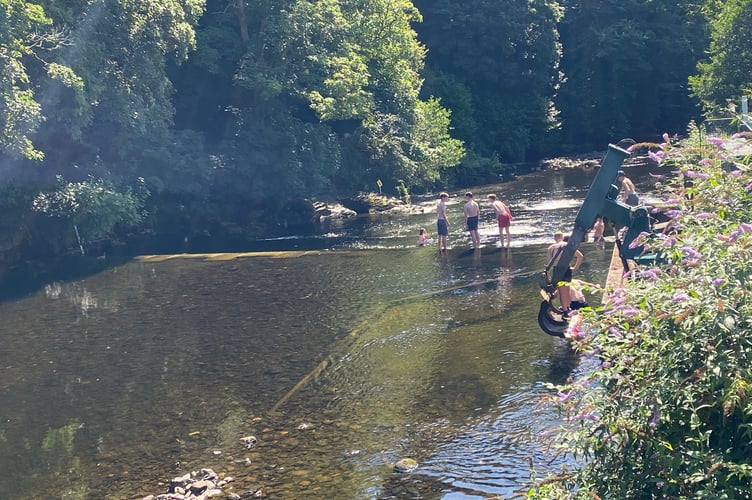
[436,192,450,251]
[463,192,481,249]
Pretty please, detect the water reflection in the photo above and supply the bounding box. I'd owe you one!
[0,161,665,499]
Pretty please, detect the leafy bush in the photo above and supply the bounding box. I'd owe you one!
[32,176,148,249]
[528,126,752,498]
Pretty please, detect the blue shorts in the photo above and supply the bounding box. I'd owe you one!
[437,219,448,236]
[467,216,479,231]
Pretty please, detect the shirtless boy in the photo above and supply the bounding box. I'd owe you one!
[617,170,639,206]
[436,192,450,251]
[546,232,584,312]
[592,216,605,242]
[487,194,512,248]
[464,192,481,249]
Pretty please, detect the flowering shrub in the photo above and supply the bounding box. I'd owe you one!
[528,125,752,498]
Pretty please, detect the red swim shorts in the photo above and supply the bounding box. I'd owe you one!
[497,213,512,228]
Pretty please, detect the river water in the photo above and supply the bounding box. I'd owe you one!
[0,159,659,499]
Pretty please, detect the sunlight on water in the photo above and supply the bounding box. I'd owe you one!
[520,198,584,211]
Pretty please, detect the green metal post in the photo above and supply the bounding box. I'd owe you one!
[550,144,630,287]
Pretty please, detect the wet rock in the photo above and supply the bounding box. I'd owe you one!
[239,488,265,498]
[143,468,241,500]
[340,192,425,215]
[169,473,192,493]
[240,436,257,449]
[393,458,418,473]
[314,202,357,221]
[200,468,219,481]
[217,477,234,488]
[189,479,214,494]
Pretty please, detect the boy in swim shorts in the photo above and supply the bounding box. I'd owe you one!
[487,194,512,248]
[436,192,450,251]
[464,192,480,249]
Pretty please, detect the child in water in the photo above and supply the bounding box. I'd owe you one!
[592,216,605,243]
[417,227,432,246]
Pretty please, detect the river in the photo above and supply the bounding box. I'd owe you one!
[0,157,661,499]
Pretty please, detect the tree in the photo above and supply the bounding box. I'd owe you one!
[689,0,752,116]
[556,0,706,149]
[413,0,563,162]
[280,0,464,188]
[32,175,148,251]
[182,0,463,200]
[0,0,63,160]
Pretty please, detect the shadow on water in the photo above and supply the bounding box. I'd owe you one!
[0,254,133,302]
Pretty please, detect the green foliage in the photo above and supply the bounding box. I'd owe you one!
[282,0,461,188]
[408,97,465,185]
[528,128,752,497]
[0,0,53,159]
[420,70,478,144]
[0,182,38,251]
[447,149,505,186]
[32,175,148,246]
[414,0,563,162]
[557,0,706,149]
[689,0,752,116]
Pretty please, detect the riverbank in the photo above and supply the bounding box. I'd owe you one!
[0,151,654,292]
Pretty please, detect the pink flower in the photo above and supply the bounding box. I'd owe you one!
[571,413,600,422]
[637,269,660,280]
[558,391,573,402]
[661,237,678,247]
[680,246,701,258]
[622,306,640,317]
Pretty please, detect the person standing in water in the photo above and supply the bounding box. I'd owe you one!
[592,216,605,244]
[436,192,450,251]
[464,192,481,249]
[487,194,512,248]
[617,170,639,206]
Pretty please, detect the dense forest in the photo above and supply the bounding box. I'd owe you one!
[0,0,750,259]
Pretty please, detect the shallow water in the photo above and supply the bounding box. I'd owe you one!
[0,161,661,499]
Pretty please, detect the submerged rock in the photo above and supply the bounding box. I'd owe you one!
[393,458,418,473]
